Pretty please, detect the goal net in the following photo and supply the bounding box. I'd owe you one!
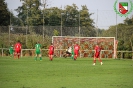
[52,36,116,58]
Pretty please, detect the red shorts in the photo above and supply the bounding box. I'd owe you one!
[74,50,79,56]
[15,49,21,53]
[49,51,54,55]
[94,53,100,58]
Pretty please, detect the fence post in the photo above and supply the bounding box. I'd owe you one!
[121,52,123,59]
[132,51,133,60]
[100,50,102,59]
[2,48,3,57]
[21,49,23,57]
[60,50,61,57]
[80,50,81,58]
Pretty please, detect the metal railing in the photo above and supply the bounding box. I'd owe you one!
[0,48,133,59]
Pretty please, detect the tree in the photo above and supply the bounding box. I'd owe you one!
[16,0,42,26]
[53,29,59,36]
[99,15,133,52]
[44,7,61,26]
[62,4,79,27]
[124,16,133,25]
[80,5,94,27]
[61,4,96,36]
[80,5,96,37]
[0,0,10,26]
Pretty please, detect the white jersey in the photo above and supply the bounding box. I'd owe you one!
[67,47,72,53]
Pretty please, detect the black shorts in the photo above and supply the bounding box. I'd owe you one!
[66,51,71,54]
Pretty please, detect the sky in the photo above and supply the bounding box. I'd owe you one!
[5,0,133,29]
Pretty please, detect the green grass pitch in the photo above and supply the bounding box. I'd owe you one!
[0,56,133,88]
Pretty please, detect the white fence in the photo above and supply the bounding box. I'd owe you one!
[0,48,133,59]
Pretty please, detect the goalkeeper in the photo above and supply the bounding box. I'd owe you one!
[63,46,72,58]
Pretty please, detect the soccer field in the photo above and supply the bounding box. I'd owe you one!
[0,57,133,88]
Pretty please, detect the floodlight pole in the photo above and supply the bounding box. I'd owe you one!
[96,9,98,37]
[9,9,12,45]
[115,13,118,59]
[26,0,29,46]
[78,11,81,58]
[95,9,99,44]
[61,13,63,36]
[116,13,117,40]
[79,12,80,37]
[26,8,28,46]
[43,0,45,41]
[43,12,44,41]
[43,0,47,41]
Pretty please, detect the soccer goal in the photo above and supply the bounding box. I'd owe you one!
[52,36,116,58]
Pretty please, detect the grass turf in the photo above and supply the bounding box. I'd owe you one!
[0,56,133,88]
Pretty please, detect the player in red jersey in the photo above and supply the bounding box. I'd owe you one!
[14,40,22,59]
[48,43,54,61]
[93,45,103,65]
[74,43,80,60]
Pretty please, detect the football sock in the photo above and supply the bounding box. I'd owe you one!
[14,53,16,59]
[71,55,74,59]
[40,57,42,60]
[94,60,96,63]
[51,56,53,60]
[18,55,20,59]
[74,56,76,59]
[49,56,52,60]
[34,57,37,61]
[99,59,102,62]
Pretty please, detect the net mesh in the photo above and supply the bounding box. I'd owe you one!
[52,36,115,58]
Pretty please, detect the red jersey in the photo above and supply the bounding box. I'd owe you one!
[14,42,21,50]
[49,45,54,52]
[74,44,80,51]
[94,46,101,53]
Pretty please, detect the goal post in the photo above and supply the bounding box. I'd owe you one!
[52,36,116,58]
